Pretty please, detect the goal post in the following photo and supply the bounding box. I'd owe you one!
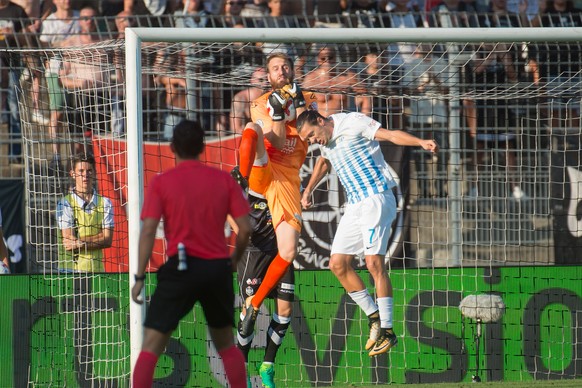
[125,28,146,370]
[125,26,582,368]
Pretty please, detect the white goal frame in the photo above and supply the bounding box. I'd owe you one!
[125,26,582,369]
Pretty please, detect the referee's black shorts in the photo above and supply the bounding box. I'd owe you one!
[237,248,295,303]
[144,256,234,333]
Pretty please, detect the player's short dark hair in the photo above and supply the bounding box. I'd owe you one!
[296,109,325,132]
[171,120,205,158]
[70,152,96,171]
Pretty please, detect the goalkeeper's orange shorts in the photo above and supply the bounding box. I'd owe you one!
[248,161,302,233]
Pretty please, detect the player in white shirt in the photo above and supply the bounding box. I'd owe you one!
[298,110,438,357]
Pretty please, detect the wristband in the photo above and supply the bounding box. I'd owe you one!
[134,274,146,281]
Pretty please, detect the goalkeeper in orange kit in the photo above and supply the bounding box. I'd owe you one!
[233,52,317,345]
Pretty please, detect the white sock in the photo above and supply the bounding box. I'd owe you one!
[377,297,393,329]
[348,289,378,316]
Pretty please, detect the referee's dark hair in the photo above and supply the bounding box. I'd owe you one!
[171,120,205,159]
[296,109,326,132]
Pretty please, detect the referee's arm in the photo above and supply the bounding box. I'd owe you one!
[132,217,159,304]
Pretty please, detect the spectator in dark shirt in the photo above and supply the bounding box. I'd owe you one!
[220,0,246,27]
[0,0,31,164]
[463,43,527,200]
[478,0,529,28]
[529,0,582,90]
[529,0,582,137]
[123,0,174,27]
[341,0,389,28]
[428,0,479,27]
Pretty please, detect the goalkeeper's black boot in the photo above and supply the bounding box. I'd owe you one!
[231,166,249,193]
[365,311,381,350]
[369,328,398,357]
[240,296,259,337]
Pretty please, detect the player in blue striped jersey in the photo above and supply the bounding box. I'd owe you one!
[297,110,438,357]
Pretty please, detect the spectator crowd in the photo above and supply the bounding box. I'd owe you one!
[0,0,580,202]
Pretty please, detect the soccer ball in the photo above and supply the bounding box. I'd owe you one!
[0,262,10,274]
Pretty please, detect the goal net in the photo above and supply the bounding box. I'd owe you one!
[13,27,582,385]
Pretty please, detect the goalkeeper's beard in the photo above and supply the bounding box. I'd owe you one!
[271,78,292,90]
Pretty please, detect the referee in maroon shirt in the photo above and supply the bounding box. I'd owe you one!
[131,120,252,388]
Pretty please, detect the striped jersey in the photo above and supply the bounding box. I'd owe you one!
[320,112,396,204]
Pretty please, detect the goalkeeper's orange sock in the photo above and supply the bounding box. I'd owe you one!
[132,350,158,387]
[239,128,258,178]
[251,254,292,309]
[218,345,247,388]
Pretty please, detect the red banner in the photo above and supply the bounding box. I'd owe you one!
[92,135,239,272]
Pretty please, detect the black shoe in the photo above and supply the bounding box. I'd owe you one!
[368,328,398,357]
[230,166,248,193]
[240,296,258,337]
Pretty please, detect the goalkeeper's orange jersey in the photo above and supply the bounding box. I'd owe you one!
[248,90,317,231]
[250,90,317,172]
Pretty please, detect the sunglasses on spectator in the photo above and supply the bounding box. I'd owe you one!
[227,1,246,5]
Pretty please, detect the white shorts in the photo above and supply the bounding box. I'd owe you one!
[331,191,397,257]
